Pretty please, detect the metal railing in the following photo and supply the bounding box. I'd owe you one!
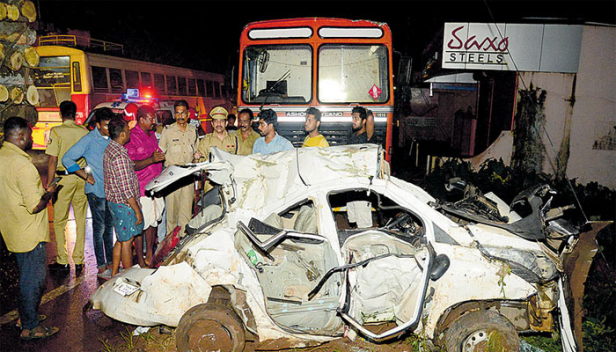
[38,35,124,54]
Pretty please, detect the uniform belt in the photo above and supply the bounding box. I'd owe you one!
[56,170,70,176]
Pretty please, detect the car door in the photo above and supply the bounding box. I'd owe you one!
[326,187,435,341]
[233,199,345,336]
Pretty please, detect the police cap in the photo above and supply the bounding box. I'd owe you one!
[210,106,228,120]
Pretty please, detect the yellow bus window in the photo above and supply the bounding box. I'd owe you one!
[126,70,139,89]
[141,72,152,88]
[72,62,82,92]
[92,66,108,91]
[188,78,197,96]
[166,75,177,95]
[177,77,187,95]
[154,74,165,94]
[110,68,123,92]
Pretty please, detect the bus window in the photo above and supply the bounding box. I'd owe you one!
[206,80,213,97]
[92,66,108,92]
[241,45,311,104]
[318,44,389,104]
[72,62,82,92]
[32,56,71,108]
[197,79,206,97]
[214,81,221,98]
[109,68,124,92]
[141,72,152,88]
[166,75,177,95]
[126,70,139,89]
[154,74,165,94]
[178,77,187,95]
[187,78,197,96]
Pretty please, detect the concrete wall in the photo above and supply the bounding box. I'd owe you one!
[517,25,615,189]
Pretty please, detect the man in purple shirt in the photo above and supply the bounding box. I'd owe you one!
[103,117,143,278]
[124,106,165,267]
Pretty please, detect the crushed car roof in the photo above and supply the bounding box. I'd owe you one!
[147,144,398,213]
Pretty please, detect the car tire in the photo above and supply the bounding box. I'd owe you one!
[443,310,520,352]
[176,303,246,352]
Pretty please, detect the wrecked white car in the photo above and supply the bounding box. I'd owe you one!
[89,144,606,352]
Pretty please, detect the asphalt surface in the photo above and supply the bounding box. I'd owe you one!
[0,151,128,352]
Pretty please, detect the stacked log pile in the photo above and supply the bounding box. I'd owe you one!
[0,0,38,143]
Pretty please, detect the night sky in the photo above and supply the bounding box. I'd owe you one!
[36,1,616,73]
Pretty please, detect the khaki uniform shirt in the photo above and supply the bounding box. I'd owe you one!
[0,142,50,252]
[233,129,260,156]
[159,123,198,167]
[196,131,239,161]
[45,119,88,171]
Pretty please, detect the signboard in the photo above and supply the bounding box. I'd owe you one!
[442,23,583,73]
[126,88,140,98]
[369,85,382,99]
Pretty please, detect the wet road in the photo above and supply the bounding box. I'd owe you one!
[0,151,129,352]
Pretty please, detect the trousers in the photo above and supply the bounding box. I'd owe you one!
[86,194,114,269]
[165,181,194,235]
[52,174,88,264]
[14,242,47,330]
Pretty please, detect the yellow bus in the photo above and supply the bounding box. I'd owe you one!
[32,35,232,149]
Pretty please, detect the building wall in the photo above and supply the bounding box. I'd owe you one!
[517,25,615,189]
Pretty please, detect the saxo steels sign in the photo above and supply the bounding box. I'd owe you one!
[442,23,583,73]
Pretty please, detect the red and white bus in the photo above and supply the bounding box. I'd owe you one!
[238,18,395,159]
[31,35,232,149]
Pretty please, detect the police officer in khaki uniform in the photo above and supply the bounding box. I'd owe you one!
[194,106,240,161]
[158,100,198,234]
[46,101,89,272]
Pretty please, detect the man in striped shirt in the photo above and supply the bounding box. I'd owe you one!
[103,117,143,278]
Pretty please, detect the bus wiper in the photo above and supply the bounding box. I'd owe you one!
[259,70,290,111]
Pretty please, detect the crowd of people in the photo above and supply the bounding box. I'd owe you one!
[0,100,375,340]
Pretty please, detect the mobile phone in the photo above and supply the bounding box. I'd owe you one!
[48,177,62,188]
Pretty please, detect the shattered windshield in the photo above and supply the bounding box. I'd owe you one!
[241,44,312,104]
[318,44,390,103]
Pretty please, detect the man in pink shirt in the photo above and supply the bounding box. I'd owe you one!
[124,106,165,267]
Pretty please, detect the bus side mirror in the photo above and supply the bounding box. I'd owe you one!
[395,53,412,86]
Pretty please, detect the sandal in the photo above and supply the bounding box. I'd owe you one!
[15,314,47,329]
[20,324,59,340]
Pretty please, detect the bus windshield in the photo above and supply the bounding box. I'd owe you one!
[242,44,311,104]
[241,44,390,105]
[318,44,389,104]
[32,56,72,108]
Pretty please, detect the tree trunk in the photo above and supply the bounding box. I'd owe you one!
[6,49,22,71]
[0,3,6,22]
[0,45,38,71]
[0,102,37,124]
[0,84,8,102]
[0,0,38,131]
[20,1,37,23]
[10,86,22,104]
[25,84,37,105]
[6,4,19,22]
[0,22,36,45]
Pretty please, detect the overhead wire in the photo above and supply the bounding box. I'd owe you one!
[481,0,590,224]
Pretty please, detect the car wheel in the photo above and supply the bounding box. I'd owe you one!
[176,303,246,352]
[443,310,520,352]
